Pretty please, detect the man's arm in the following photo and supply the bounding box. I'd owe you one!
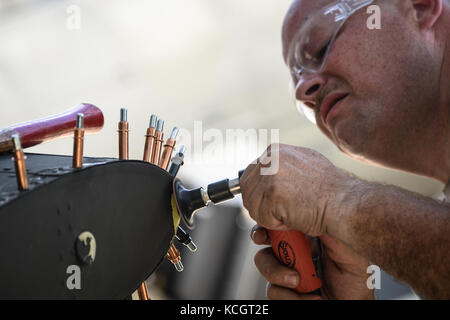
[332,181,450,299]
[241,143,450,299]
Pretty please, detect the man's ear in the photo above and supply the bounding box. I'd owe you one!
[410,0,443,29]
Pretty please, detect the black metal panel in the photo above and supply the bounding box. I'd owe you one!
[0,153,175,299]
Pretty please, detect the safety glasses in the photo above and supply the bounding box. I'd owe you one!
[287,0,374,123]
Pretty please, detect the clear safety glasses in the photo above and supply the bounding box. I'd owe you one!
[287,0,374,123]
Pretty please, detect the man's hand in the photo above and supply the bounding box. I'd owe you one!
[240,143,361,236]
[251,225,374,300]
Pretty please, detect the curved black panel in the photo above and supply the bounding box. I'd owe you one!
[0,154,174,299]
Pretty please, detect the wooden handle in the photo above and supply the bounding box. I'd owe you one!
[0,103,104,153]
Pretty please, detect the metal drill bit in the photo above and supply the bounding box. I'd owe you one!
[169,126,179,140]
[174,261,184,272]
[156,119,164,132]
[150,114,157,128]
[186,242,197,253]
[11,134,22,151]
[76,113,84,128]
[120,108,127,122]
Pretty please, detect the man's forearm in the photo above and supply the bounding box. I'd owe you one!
[331,181,450,299]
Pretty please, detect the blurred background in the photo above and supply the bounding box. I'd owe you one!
[0,0,442,300]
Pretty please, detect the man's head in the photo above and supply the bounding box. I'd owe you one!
[283,0,450,181]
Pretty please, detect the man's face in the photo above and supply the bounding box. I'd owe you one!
[283,0,441,166]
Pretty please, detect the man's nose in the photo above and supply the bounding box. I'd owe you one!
[295,74,326,109]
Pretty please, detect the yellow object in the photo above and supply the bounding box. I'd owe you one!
[171,195,181,234]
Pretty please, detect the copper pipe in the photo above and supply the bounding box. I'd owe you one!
[158,125,183,272]
[143,127,156,162]
[118,108,129,160]
[11,134,28,191]
[72,114,85,169]
[159,127,179,170]
[151,119,164,165]
[137,282,150,300]
[138,113,157,300]
[143,115,157,162]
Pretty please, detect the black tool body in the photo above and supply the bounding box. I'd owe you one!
[0,153,175,299]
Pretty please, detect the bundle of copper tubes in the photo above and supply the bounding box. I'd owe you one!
[8,108,194,300]
[116,108,196,300]
[9,113,87,192]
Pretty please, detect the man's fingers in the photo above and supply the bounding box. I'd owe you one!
[250,225,270,245]
[241,163,263,221]
[243,182,265,223]
[254,247,299,289]
[240,162,260,189]
[266,283,322,300]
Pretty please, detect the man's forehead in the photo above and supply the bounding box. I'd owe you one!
[282,0,335,62]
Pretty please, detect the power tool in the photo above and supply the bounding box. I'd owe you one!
[173,170,323,294]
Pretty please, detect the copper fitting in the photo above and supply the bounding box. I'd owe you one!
[151,119,164,165]
[166,243,184,272]
[137,282,150,300]
[159,127,179,170]
[143,115,157,162]
[72,114,85,169]
[118,108,129,160]
[160,126,183,272]
[11,134,28,191]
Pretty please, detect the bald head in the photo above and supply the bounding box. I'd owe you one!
[282,0,328,64]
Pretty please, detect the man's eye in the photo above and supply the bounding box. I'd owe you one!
[316,40,331,60]
[304,38,331,63]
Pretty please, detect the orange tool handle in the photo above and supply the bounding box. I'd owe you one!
[268,229,322,293]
